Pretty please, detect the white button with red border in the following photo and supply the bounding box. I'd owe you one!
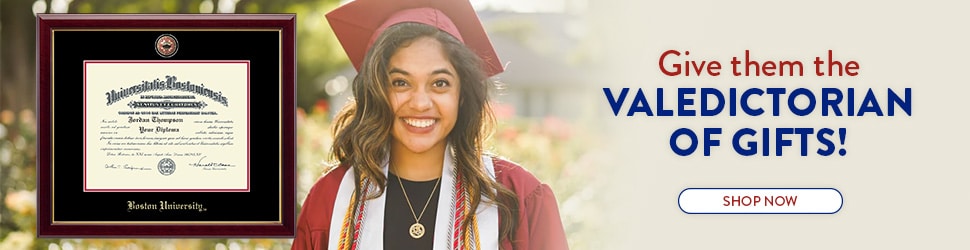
[678,188,842,214]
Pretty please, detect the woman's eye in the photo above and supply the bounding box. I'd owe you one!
[432,80,450,88]
[391,79,408,87]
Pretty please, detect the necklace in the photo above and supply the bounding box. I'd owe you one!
[397,173,440,239]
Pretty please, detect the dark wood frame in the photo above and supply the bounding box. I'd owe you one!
[36,14,296,237]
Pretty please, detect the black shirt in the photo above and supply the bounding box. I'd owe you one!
[384,172,441,249]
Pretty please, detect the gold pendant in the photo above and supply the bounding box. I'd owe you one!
[409,223,425,239]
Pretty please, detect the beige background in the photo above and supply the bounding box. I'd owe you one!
[586,0,970,248]
[83,62,249,190]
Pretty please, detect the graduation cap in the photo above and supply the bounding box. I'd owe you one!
[326,0,504,77]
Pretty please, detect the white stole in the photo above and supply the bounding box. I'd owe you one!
[328,152,499,250]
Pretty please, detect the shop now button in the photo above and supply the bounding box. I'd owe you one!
[678,188,842,214]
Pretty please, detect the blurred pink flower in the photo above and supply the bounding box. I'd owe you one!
[498,126,519,141]
[4,189,36,215]
[542,116,572,139]
[297,107,307,123]
[0,110,13,125]
[313,99,330,115]
[490,102,515,120]
[18,109,34,126]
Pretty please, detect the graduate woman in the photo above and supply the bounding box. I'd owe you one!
[293,0,568,249]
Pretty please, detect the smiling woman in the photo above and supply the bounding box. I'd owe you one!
[292,0,568,249]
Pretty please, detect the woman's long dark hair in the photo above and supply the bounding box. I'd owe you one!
[330,22,519,243]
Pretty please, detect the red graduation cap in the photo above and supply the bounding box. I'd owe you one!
[326,0,504,77]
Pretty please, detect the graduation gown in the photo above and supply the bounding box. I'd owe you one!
[293,156,569,250]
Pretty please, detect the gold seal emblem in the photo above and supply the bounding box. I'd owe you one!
[155,34,178,58]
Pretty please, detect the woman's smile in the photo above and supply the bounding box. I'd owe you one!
[401,117,438,133]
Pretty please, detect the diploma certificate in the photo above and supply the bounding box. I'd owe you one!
[84,61,250,191]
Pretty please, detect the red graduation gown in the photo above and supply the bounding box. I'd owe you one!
[292,157,569,250]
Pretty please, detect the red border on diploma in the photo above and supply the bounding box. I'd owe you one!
[82,60,252,192]
[35,14,296,237]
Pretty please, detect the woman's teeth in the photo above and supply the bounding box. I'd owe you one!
[404,118,435,128]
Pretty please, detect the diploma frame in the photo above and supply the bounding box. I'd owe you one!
[36,14,296,237]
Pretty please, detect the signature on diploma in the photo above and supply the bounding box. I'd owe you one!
[188,156,236,168]
[104,164,151,171]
